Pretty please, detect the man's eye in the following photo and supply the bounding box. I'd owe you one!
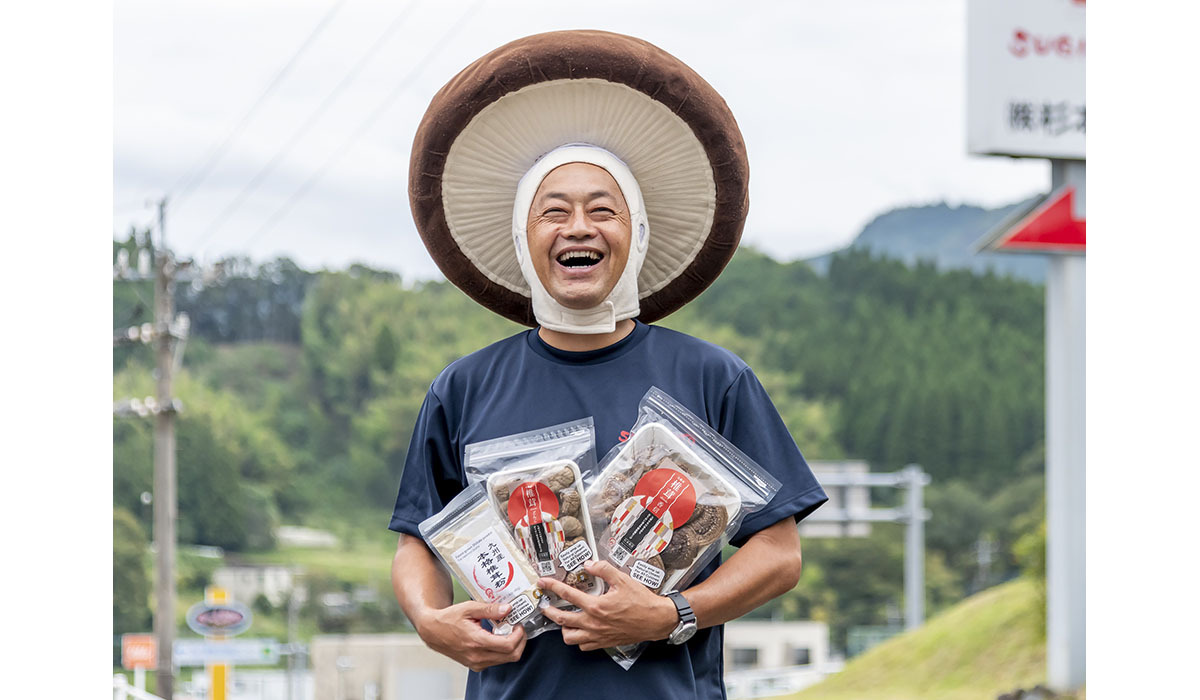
[544,208,566,215]
[591,207,614,215]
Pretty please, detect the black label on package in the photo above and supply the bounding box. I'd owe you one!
[617,510,659,558]
[530,522,554,576]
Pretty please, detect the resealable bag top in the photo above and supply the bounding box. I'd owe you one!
[586,387,782,668]
[418,482,554,638]
[464,417,604,606]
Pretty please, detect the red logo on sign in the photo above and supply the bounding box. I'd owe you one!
[195,609,245,629]
[507,482,559,527]
[633,468,696,526]
[1008,28,1085,59]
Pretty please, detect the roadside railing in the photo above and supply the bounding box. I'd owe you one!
[113,674,166,700]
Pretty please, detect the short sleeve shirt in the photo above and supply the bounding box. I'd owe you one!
[389,321,828,700]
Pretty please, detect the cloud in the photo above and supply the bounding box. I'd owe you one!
[114,0,1050,275]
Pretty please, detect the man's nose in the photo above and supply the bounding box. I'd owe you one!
[562,208,596,238]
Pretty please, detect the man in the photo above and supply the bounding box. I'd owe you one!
[389,31,828,699]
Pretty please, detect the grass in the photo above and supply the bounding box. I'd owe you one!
[785,578,1080,700]
[237,541,395,588]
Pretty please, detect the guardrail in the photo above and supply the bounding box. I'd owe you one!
[113,674,166,700]
[724,662,845,699]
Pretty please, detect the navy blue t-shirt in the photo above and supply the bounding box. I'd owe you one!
[389,321,828,700]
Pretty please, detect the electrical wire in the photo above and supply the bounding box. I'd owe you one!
[241,0,483,250]
[168,0,349,207]
[194,0,422,252]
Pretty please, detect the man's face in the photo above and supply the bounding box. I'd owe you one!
[526,162,632,310]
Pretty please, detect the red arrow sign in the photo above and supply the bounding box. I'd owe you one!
[989,186,1086,253]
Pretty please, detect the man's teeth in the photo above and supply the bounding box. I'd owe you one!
[557,250,602,265]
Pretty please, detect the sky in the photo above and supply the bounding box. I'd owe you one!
[113,0,1050,280]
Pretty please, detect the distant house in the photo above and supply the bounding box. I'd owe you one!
[276,526,339,549]
[723,620,832,671]
[311,634,468,700]
[213,565,305,608]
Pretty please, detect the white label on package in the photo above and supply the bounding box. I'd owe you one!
[630,559,665,590]
[558,539,592,571]
[504,594,536,625]
[451,528,534,614]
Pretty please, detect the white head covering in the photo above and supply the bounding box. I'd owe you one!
[511,144,650,334]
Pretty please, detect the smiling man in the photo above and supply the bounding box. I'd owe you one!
[527,163,630,313]
[389,31,828,700]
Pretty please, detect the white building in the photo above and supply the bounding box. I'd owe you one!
[212,565,305,608]
[723,620,831,671]
[723,621,840,699]
[311,634,467,700]
[276,525,339,549]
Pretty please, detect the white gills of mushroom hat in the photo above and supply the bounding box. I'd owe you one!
[408,29,750,327]
[512,144,650,334]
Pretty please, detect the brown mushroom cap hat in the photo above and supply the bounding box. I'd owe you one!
[409,30,749,326]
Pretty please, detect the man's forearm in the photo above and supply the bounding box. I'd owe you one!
[392,533,454,633]
[680,517,803,629]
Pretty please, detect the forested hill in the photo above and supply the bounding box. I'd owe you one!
[806,199,1048,282]
[113,230,1047,653]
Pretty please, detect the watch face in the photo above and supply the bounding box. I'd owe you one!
[671,622,697,645]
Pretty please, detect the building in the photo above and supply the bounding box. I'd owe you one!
[212,565,305,609]
[723,620,831,671]
[310,634,468,700]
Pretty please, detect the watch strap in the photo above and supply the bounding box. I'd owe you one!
[665,590,695,625]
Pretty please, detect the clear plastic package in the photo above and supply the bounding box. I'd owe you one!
[586,387,782,669]
[418,482,555,638]
[464,418,604,607]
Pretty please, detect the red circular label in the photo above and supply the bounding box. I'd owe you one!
[506,481,560,527]
[632,468,696,526]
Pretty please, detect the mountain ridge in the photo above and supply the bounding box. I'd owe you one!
[805,198,1048,282]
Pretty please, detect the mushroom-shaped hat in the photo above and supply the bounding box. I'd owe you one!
[409,30,749,326]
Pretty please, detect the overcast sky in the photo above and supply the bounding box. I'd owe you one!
[114,0,1050,279]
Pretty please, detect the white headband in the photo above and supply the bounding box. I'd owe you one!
[511,144,650,334]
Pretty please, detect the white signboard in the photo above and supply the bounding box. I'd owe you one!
[173,638,280,666]
[967,0,1085,159]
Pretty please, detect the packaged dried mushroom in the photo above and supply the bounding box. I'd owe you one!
[464,418,604,608]
[418,482,554,638]
[587,387,782,669]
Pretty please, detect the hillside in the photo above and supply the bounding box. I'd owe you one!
[790,579,1060,700]
[806,200,1048,282]
[113,237,1048,651]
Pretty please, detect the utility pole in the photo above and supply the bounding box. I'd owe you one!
[153,197,178,700]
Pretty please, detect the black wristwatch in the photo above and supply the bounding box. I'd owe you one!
[664,590,697,645]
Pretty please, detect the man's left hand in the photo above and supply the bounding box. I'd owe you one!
[538,560,679,651]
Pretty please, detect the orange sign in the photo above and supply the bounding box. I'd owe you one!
[121,633,157,670]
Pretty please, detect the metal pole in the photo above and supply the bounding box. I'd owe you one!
[287,587,298,700]
[153,198,177,700]
[1046,160,1086,691]
[903,465,925,630]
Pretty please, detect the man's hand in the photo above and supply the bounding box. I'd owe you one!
[414,600,527,672]
[538,560,678,651]
[392,534,527,672]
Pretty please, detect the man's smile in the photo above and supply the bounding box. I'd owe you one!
[552,246,609,279]
[556,249,604,268]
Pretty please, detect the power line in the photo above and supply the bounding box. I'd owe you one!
[243,0,483,249]
[168,0,349,207]
[195,0,422,253]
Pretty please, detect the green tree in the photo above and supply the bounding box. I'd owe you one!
[113,507,152,635]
